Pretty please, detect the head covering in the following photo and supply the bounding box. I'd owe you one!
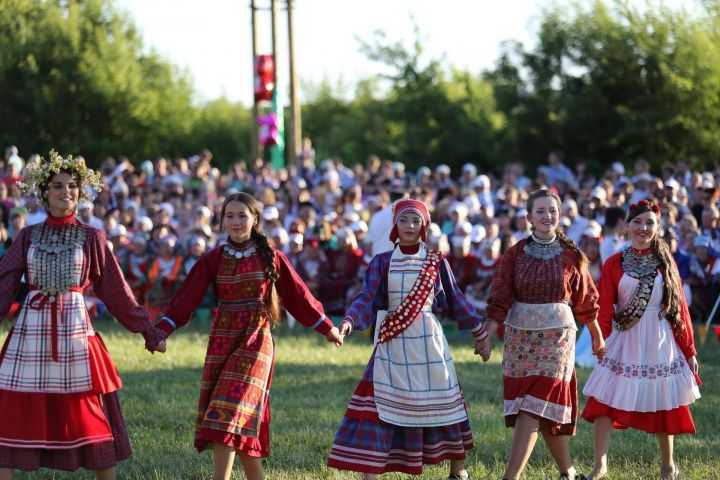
[694,235,711,249]
[389,199,431,243]
[470,224,486,243]
[627,199,661,222]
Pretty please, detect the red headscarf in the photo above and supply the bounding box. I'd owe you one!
[389,199,431,243]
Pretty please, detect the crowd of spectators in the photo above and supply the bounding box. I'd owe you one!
[2,142,720,326]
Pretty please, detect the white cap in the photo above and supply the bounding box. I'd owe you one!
[125,200,139,211]
[451,235,470,248]
[664,178,680,190]
[455,221,473,236]
[562,199,577,211]
[158,202,174,217]
[462,163,477,175]
[448,201,468,217]
[435,164,451,175]
[342,211,360,223]
[78,200,93,211]
[702,178,715,189]
[138,216,153,231]
[263,206,279,221]
[350,220,368,233]
[472,174,490,188]
[196,206,212,218]
[582,221,602,239]
[632,173,654,183]
[470,224,486,243]
[289,233,304,245]
[611,162,625,175]
[590,186,607,201]
[516,208,528,218]
[109,225,127,238]
[270,227,288,244]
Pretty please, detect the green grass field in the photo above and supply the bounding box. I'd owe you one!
[2,318,718,480]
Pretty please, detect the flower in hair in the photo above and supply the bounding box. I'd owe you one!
[630,199,661,214]
[18,150,104,202]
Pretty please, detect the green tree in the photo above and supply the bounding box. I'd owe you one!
[0,0,197,164]
[487,0,720,171]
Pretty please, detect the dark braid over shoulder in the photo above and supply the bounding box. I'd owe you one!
[555,228,589,272]
[252,230,281,325]
[652,236,683,330]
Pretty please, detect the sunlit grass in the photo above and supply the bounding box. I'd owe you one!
[1,318,717,479]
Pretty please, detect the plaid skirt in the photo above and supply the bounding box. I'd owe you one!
[0,391,131,471]
[328,350,474,474]
[328,416,473,475]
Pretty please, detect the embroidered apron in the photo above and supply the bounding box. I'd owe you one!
[503,302,576,423]
[196,251,273,439]
[372,246,467,427]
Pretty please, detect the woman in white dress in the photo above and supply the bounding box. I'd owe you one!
[582,200,701,480]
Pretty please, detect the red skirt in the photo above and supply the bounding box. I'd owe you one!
[0,391,131,471]
[0,332,129,470]
[582,397,696,435]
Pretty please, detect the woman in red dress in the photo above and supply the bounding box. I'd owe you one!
[485,189,605,480]
[581,200,700,480]
[0,151,165,479]
[154,192,343,480]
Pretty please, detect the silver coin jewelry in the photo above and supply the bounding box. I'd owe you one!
[524,233,563,260]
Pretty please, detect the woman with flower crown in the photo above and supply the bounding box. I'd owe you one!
[581,200,700,480]
[485,189,605,480]
[0,151,166,479]
[327,198,491,480]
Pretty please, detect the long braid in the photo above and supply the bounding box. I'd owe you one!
[252,229,281,326]
[652,235,683,330]
[556,228,589,272]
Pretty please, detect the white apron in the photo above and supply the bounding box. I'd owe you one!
[372,246,467,427]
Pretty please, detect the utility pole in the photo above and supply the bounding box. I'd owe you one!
[287,0,301,166]
[250,0,259,160]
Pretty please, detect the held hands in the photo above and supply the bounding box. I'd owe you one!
[338,320,352,337]
[474,336,491,362]
[592,335,606,362]
[325,326,344,347]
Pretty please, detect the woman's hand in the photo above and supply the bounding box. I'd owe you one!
[338,320,352,337]
[687,355,699,376]
[325,326,344,347]
[474,336,491,362]
[592,335,606,361]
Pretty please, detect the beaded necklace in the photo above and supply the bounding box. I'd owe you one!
[224,240,257,259]
[614,247,661,331]
[29,221,85,297]
[524,233,562,260]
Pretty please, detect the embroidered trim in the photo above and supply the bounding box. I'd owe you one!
[377,249,441,343]
[614,248,661,331]
[524,235,562,260]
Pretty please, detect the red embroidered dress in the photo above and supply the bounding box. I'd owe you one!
[581,249,700,434]
[486,237,599,435]
[156,239,333,457]
[0,214,161,472]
